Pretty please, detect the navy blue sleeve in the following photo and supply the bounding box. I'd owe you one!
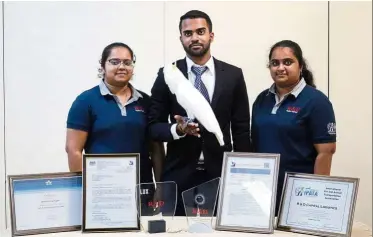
[66,95,92,132]
[309,95,336,143]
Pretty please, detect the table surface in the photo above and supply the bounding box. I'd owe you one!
[1,218,372,237]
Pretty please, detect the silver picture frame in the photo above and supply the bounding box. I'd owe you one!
[277,172,359,237]
[82,153,141,233]
[8,172,82,236]
[215,152,280,233]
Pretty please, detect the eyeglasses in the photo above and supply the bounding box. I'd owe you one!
[107,58,135,68]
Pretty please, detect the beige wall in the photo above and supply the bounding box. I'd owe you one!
[330,1,372,226]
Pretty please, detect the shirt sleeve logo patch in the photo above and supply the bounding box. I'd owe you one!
[134,106,144,112]
[327,122,336,135]
[286,106,301,113]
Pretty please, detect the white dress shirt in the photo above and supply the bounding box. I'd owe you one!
[171,56,216,139]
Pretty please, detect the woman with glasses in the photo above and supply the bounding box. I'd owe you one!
[65,42,164,184]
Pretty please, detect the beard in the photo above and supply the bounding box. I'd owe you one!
[183,41,211,57]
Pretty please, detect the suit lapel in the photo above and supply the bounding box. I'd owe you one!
[211,58,224,110]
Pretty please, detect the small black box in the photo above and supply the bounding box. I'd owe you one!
[148,220,166,233]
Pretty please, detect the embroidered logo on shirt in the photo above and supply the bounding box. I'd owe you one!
[286,106,301,113]
[134,106,144,112]
[327,122,336,135]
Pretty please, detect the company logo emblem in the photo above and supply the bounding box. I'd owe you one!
[194,194,205,206]
[327,122,336,135]
[135,106,144,112]
[286,106,301,113]
[295,187,318,197]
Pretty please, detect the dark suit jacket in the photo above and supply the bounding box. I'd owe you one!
[148,57,251,186]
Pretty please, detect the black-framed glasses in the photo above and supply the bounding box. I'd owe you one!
[107,58,135,67]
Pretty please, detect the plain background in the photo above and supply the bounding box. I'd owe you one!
[0,1,371,230]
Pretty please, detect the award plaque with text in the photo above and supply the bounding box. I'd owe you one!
[82,153,140,233]
[8,172,82,236]
[136,181,177,232]
[215,152,280,234]
[277,172,359,237]
[182,178,220,233]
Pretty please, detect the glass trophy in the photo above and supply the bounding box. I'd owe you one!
[136,181,177,232]
[182,178,220,233]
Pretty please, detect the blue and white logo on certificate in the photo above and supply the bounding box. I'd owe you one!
[295,187,318,197]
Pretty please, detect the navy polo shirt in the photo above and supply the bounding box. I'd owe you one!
[252,79,336,214]
[66,81,153,183]
[252,79,336,176]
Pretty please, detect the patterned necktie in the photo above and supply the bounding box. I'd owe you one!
[191,65,210,103]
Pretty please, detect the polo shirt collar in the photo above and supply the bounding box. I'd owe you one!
[268,78,306,98]
[99,80,143,100]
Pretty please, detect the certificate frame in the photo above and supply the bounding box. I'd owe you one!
[8,172,82,236]
[82,153,140,233]
[215,152,280,233]
[277,172,359,237]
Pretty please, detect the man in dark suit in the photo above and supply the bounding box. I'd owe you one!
[148,10,251,216]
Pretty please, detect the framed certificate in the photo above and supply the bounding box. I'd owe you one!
[82,153,140,232]
[215,152,280,233]
[277,173,359,237]
[8,172,82,236]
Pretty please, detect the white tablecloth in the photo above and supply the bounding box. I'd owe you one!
[1,218,371,237]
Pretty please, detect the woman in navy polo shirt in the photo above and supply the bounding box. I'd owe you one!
[251,40,337,214]
[65,42,164,184]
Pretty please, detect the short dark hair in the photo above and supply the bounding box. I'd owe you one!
[179,10,213,33]
[269,40,316,88]
[100,42,135,69]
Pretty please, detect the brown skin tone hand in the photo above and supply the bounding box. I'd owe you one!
[174,115,200,137]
